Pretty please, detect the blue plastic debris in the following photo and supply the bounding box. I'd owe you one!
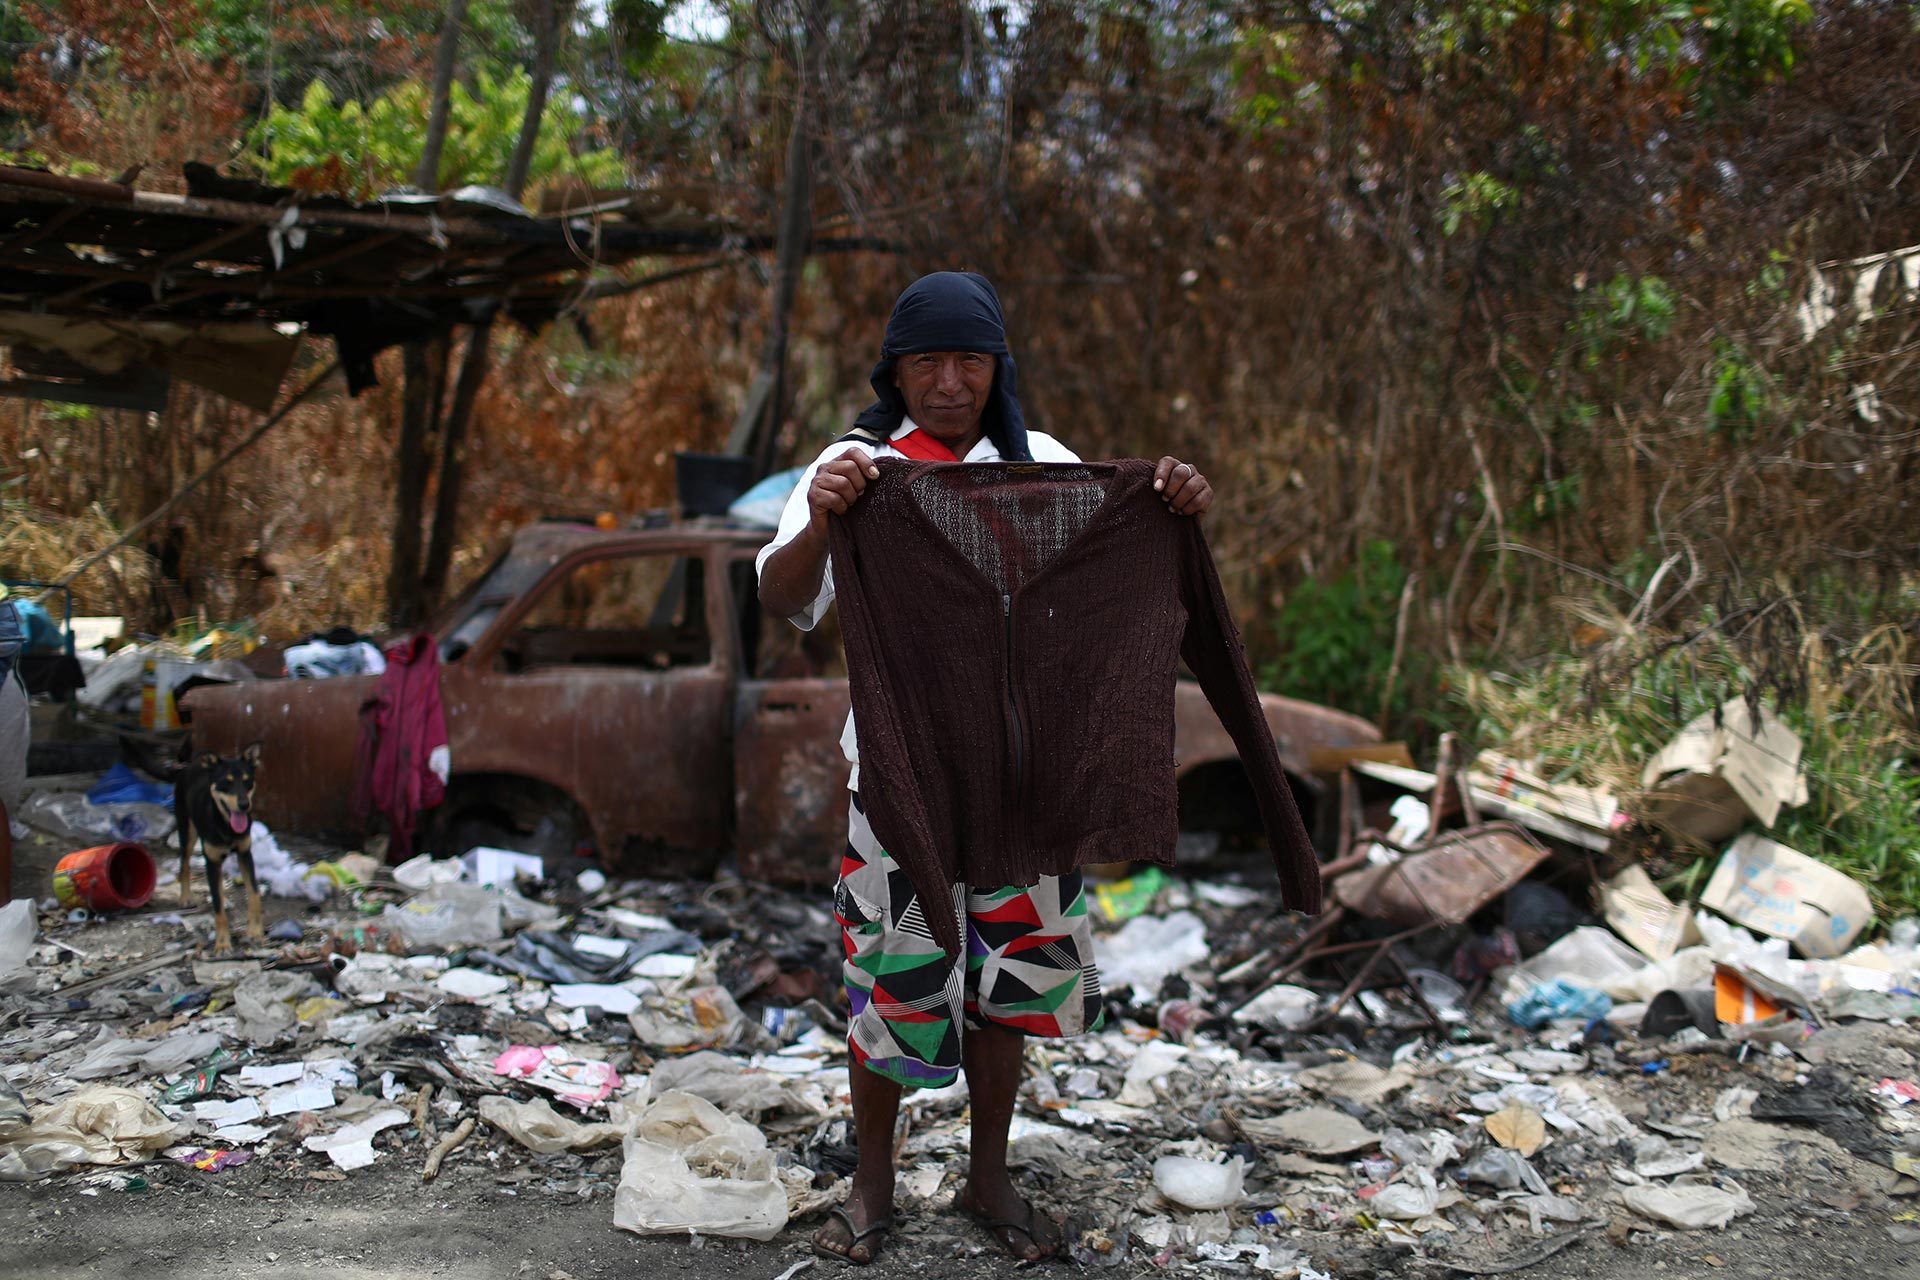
[1507,978,1613,1030]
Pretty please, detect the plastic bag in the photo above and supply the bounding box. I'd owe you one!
[0,1086,178,1181]
[392,852,465,892]
[1365,1167,1439,1221]
[650,1051,810,1119]
[0,899,33,978]
[492,1044,621,1109]
[71,1028,223,1080]
[383,881,558,950]
[480,1095,627,1155]
[612,1090,788,1240]
[1117,1040,1190,1107]
[726,467,804,529]
[1460,1147,1549,1193]
[627,985,747,1051]
[1152,1155,1246,1210]
[1096,911,1208,994]
[1606,946,1716,1003]
[382,882,504,949]
[234,971,320,1043]
[18,791,174,845]
[1506,978,1611,1030]
[1380,1128,1462,1173]
[333,953,438,1000]
[1620,1175,1754,1229]
[1232,984,1320,1027]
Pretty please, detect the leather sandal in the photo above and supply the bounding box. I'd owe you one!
[813,1205,894,1265]
[956,1192,1062,1261]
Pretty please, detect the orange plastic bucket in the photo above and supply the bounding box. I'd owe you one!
[52,842,157,911]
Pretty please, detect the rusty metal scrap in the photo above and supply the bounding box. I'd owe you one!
[1332,822,1553,927]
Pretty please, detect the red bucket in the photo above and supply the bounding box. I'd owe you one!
[53,842,158,912]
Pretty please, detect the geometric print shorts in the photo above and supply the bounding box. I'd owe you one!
[835,792,1105,1089]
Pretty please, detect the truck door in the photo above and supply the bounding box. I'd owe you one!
[727,554,852,885]
[464,544,733,871]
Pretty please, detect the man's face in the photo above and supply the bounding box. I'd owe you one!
[893,351,996,444]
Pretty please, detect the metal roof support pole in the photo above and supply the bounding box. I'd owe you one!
[421,321,493,607]
[389,338,448,629]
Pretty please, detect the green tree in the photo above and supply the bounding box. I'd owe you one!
[256,67,624,196]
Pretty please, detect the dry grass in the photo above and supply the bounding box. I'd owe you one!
[1454,584,1920,918]
[0,500,157,622]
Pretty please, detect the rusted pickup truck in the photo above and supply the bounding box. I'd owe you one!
[183,520,1381,882]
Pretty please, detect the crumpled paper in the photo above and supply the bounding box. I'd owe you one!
[302,1106,409,1170]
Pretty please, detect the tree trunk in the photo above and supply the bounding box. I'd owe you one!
[422,323,492,605]
[414,0,472,190]
[724,25,816,467]
[504,0,566,201]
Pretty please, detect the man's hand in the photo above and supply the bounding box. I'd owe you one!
[807,446,881,538]
[761,447,879,619]
[1153,456,1213,517]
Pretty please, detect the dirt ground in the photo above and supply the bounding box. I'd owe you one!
[1,1134,1917,1280]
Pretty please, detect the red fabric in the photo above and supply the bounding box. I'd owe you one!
[888,428,959,463]
[353,634,449,860]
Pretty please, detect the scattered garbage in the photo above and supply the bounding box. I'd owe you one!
[0,705,1912,1273]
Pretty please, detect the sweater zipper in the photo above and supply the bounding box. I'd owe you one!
[1002,592,1027,820]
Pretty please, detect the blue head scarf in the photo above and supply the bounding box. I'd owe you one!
[850,271,1031,461]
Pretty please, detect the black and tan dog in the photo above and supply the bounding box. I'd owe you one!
[175,742,264,953]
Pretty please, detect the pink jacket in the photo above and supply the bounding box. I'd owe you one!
[354,634,449,859]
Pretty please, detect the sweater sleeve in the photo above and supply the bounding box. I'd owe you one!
[1175,518,1323,914]
[825,500,968,957]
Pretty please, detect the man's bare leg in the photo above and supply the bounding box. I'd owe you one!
[815,1061,902,1262]
[959,1024,1060,1260]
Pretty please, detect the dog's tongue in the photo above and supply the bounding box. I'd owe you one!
[229,811,249,834]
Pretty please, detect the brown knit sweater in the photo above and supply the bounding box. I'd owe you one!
[827,457,1321,955]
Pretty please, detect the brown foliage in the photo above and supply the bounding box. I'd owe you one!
[2,1,1918,714]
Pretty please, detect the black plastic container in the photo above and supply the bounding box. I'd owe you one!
[673,452,757,517]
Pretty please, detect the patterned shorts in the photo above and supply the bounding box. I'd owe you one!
[835,793,1105,1088]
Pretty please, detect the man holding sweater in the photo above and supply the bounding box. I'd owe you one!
[757,272,1214,1264]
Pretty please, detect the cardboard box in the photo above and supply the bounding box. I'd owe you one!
[1600,864,1702,961]
[1472,749,1624,834]
[1641,699,1808,844]
[1700,832,1874,959]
